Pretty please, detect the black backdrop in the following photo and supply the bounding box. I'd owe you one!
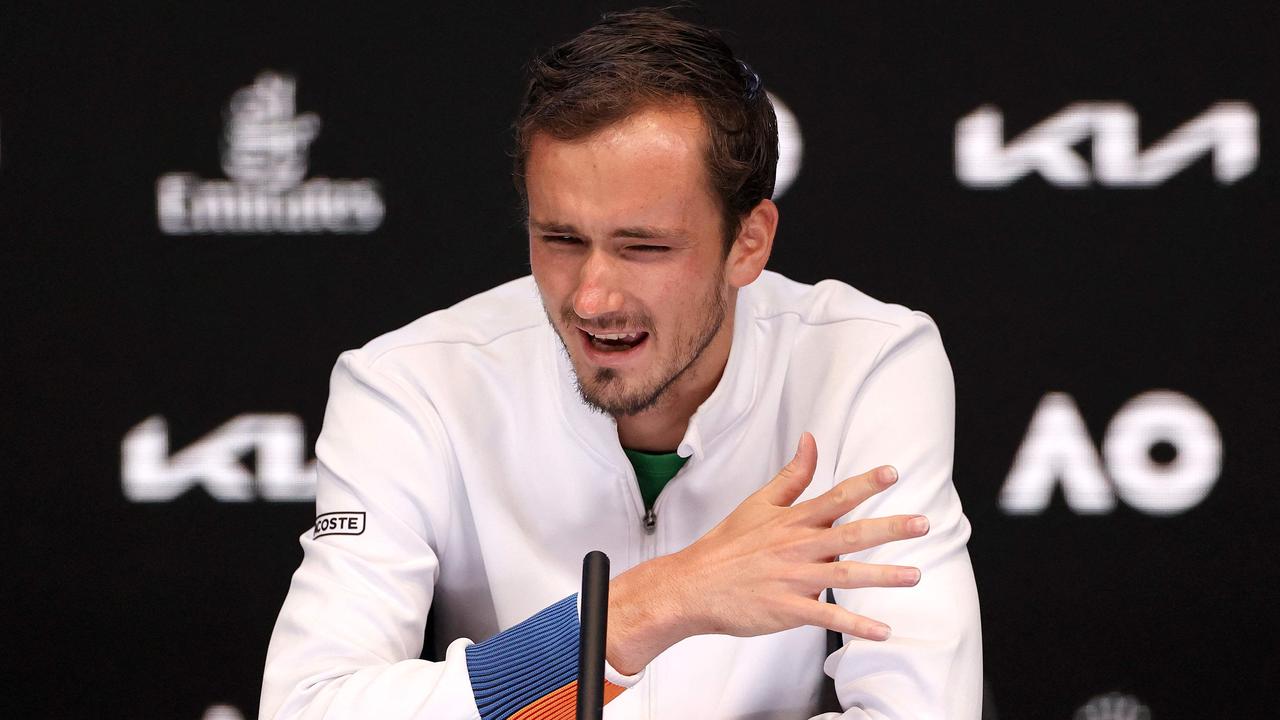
[4,2,1278,718]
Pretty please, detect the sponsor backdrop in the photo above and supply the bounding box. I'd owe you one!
[4,2,1277,718]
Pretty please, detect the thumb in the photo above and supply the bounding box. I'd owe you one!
[760,432,818,507]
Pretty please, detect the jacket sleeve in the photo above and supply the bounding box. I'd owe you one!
[810,313,983,720]
[260,350,632,719]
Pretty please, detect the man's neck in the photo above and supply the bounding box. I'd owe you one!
[615,312,735,452]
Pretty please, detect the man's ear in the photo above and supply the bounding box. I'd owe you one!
[726,199,778,289]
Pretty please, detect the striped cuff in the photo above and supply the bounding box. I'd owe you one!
[465,594,625,720]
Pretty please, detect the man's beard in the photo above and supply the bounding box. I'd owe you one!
[546,274,729,418]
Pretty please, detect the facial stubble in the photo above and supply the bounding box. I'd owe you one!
[547,267,729,418]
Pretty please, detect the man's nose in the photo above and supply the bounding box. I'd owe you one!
[572,250,625,320]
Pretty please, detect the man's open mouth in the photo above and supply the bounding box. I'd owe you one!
[579,328,650,353]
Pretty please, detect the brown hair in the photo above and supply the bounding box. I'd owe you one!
[513,7,779,251]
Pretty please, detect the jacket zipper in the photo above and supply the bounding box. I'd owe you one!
[625,455,688,719]
[617,462,656,719]
[642,499,657,719]
[640,465,688,719]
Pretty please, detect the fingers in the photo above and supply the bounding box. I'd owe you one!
[758,432,818,507]
[792,465,898,524]
[796,599,894,642]
[819,514,930,557]
[797,560,921,591]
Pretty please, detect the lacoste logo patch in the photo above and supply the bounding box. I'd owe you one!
[313,511,366,538]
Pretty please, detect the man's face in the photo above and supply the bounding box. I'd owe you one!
[526,103,733,417]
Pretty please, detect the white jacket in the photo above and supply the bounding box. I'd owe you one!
[261,271,982,719]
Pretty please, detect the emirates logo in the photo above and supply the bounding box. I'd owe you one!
[157,71,385,235]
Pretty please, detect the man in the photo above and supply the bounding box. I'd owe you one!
[261,8,981,719]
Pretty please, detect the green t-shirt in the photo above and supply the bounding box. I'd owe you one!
[623,447,689,511]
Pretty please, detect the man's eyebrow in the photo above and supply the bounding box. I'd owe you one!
[529,220,579,235]
[614,226,687,241]
[529,221,688,241]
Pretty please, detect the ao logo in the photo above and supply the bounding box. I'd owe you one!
[768,92,803,199]
[956,101,1258,187]
[1000,390,1222,516]
[122,414,316,502]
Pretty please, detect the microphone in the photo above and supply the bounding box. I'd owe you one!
[576,551,610,720]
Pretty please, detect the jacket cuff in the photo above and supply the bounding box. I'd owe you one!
[465,594,627,719]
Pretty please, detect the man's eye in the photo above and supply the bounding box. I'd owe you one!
[543,235,582,245]
[628,245,669,253]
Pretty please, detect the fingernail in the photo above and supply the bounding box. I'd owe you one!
[901,568,921,585]
[878,466,898,486]
[908,516,929,535]
[869,623,891,641]
[796,434,804,455]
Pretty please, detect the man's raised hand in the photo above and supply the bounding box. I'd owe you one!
[606,432,930,675]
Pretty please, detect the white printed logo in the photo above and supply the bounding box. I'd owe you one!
[769,92,803,199]
[202,705,245,720]
[122,414,316,502]
[999,390,1222,516]
[1074,692,1151,720]
[956,102,1258,187]
[157,71,385,234]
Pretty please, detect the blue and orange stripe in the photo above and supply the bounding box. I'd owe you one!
[466,594,626,720]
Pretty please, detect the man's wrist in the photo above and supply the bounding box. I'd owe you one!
[606,553,696,674]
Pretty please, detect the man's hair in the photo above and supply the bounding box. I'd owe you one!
[513,7,779,252]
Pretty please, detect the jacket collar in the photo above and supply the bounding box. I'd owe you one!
[546,285,760,466]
